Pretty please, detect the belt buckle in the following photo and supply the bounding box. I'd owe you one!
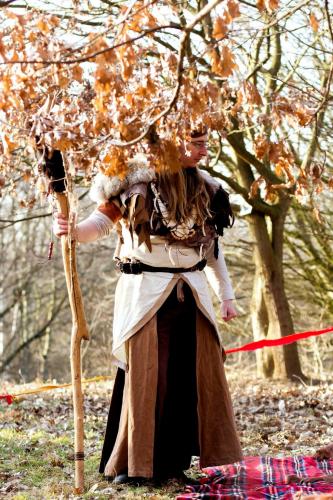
[121,262,131,274]
[118,261,143,274]
[197,259,207,271]
[130,262,142,274]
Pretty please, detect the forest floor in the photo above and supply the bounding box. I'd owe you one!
[0,373,332,500]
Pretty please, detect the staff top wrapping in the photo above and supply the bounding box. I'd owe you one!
[42,149,66,193]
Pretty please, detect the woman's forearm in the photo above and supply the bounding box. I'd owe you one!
[54,211,114,243]
[76,212,113,243]
[204,239,235,302]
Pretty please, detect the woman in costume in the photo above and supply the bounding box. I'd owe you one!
[53,130,242,484]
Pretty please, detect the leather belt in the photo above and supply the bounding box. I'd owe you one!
[117,259,207,275]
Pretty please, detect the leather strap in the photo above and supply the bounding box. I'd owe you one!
[117,259,207,274]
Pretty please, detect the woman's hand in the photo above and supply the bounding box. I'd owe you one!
[221,299,237,322]
[53,212,75,238]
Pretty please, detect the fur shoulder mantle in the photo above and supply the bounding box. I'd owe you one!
[198,168,223,193]
[198,169,234,236]
[89,154,155,205]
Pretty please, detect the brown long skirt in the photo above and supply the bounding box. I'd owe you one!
[99,282,242,479]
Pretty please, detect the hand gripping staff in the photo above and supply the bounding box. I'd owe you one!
[42,149,89,494]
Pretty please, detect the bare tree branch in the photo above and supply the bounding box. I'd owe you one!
[0,0,18,6]
[0,295,67,373]
[0,24,182,66]
[312,0,333,117]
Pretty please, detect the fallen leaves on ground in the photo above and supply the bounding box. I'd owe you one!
[0,374,332,499]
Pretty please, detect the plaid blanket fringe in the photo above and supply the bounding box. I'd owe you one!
[177,456,333,499]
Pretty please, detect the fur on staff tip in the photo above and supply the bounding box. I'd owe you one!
[42,150,66,193]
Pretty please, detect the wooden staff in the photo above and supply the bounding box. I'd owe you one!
[44,151,89,494]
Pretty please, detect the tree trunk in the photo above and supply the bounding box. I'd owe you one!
[251,268,272,377]
[249,206,304,379]
[39,275,56,381]
[0,285,3,357]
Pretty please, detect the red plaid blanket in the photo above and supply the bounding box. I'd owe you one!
[177,456,333,499]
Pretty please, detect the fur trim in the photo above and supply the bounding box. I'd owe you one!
[198,168,222,191]
[90,156,155,204]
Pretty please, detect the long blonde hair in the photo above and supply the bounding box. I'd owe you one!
[157,168,211,226]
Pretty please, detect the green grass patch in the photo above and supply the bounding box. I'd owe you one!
[0,395,181,499]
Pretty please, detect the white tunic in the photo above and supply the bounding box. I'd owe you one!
[82,211,235,368]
